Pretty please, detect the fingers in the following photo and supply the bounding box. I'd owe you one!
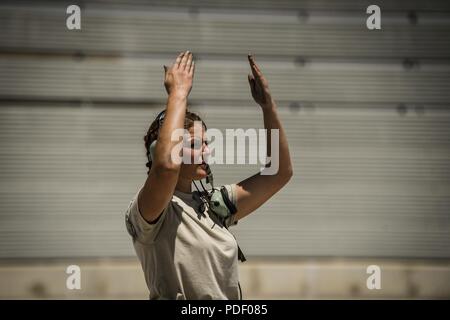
[179,50,190,70]
[172,51,194,72]
[248,54,260,69]
[185,52,193,70]
[189,60,195,76]
[174,52,185,68]
[248,54,262,80]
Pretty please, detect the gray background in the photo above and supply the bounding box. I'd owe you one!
[0,0,449,261]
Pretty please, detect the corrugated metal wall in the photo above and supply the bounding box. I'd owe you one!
[0,0,449,259]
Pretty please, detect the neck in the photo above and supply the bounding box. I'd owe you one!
[175,178,192,193]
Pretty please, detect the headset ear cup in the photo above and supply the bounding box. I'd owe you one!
[149,140,157,162]
[209,189,230,219]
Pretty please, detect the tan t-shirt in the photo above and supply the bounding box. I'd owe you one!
[125,184,240,300]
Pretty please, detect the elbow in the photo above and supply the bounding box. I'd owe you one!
[287,166,294,179]
[278,166,293,185]
[285,167,294,182]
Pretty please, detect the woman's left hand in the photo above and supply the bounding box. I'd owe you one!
[247,54,274,109]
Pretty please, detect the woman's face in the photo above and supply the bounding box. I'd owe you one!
[178,123,210,181]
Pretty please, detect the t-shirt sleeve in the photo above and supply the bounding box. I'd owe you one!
[223,183,239,228]
[125,191,168,244]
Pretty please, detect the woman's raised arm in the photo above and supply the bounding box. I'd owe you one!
[233,54,293,221]
[138,51,195,223]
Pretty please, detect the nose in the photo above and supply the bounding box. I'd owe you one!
[202,143,211,162]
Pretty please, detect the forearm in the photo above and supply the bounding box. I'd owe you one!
[262,100,293,179]
[233,102,292,219]
[152,93,187,169]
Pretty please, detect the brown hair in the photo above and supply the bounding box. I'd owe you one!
[143,110,205,174]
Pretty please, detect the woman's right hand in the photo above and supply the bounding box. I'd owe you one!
[164,51,195,97]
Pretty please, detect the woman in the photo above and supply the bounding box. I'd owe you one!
[125,51,293,299]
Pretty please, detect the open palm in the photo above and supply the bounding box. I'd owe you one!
[247,54,273,108]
